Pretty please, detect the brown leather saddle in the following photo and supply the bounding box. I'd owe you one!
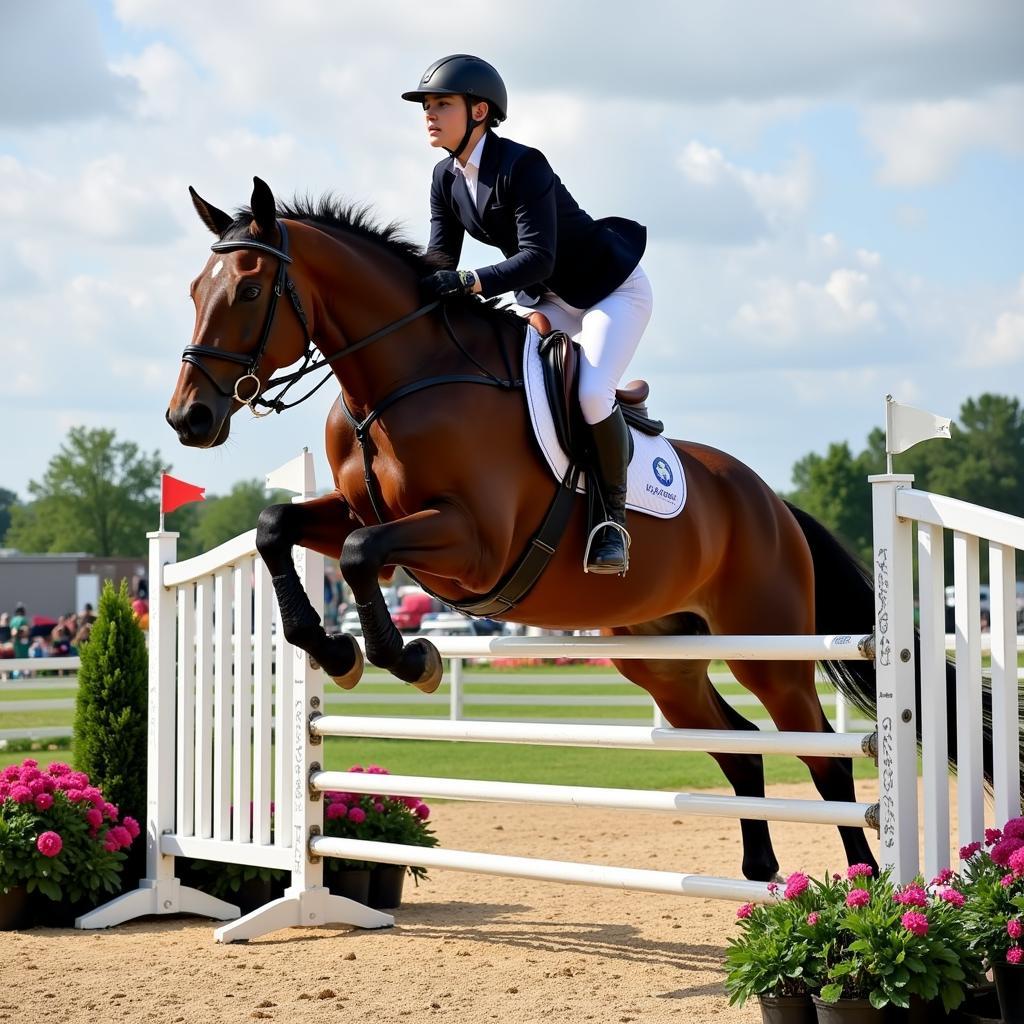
[526,311,663,465]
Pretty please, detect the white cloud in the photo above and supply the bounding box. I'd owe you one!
[974,278,1024,366]
[861,85,1024,186]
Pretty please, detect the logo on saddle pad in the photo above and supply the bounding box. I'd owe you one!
[652,457,674,488]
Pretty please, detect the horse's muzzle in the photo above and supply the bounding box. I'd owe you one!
[165,401,229,448]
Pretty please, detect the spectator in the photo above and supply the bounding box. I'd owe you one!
[13,624,30,659]
[132,593,149,620]
[73,622,92,651]
[29,636,47,659]
[10,604,28,633]
[79,602,96,626]
[0,612,9,644]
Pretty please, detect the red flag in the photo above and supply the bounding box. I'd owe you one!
[161,473,206,515]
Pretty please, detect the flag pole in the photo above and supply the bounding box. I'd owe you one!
[884,394,894,475]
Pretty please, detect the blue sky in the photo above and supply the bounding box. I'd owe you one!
[1,0,1022,504]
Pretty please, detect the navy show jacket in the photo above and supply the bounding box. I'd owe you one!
[427,133,647,310]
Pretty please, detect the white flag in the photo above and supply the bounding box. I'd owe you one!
[266,449,316,496]
[885,395,952,455]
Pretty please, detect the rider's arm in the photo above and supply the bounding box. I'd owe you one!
[427,166,465,268]
[474,149,557,299]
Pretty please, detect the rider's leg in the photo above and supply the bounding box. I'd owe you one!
[576,266,653,574]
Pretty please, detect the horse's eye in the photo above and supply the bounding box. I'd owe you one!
[240,285,261,301]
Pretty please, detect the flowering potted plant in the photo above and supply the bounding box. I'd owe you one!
[725,871,820,1023]
[959,818,1024,1024]
[322,764,438,909]
[807,865,975,1022]
[0,759,139,927]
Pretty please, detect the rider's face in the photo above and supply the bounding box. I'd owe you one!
[423,94,466,151]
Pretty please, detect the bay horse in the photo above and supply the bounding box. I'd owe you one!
[166,178,964,882]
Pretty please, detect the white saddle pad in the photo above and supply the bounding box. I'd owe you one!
[523,328,686,519]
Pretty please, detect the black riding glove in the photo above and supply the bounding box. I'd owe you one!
[420,269,476,300]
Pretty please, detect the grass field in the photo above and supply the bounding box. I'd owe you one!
[0,660,881,788]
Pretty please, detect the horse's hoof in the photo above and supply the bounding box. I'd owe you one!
[326,633,364,690]
[405,638,443,694]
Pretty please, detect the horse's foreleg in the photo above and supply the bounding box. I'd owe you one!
[340,506,478,692]
[256,493,363,688]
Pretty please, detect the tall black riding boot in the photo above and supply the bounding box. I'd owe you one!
[585,407,631,575]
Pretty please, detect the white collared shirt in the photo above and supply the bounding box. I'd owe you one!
[453,133,487,206]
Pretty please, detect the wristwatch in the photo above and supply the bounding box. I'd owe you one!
[457,269,478,292]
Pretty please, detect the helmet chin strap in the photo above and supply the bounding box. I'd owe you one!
[444,96,486,159]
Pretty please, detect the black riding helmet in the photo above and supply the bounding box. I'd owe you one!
[402,54,507,157]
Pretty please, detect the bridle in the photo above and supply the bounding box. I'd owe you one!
[180,221,441,417]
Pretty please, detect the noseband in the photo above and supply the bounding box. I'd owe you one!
[180,221,441,416]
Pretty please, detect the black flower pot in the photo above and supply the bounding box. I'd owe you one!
[885,995,953,1022]
[328,868,371,905]
[0,887,29,930]
[812,995,884,1023]
[368,865,406,910]
[30,893,97,928]
[231,877,273,916]
[954,982,1000,1024]
[758,993,816,1024]
[994,962,1024,1024]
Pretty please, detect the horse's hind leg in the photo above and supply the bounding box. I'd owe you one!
[728,656,878,871]
[612,619,781,882]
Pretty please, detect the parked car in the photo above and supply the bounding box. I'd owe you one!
[392,590,436,632]
[418,611,477,637]
[944,582,1024,632]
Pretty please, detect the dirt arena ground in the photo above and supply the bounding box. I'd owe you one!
[3,778,918,1024]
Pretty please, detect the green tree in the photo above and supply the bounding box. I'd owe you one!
[5,427,162,556]
[175,480,290,558]
[73,579,148,826]
[0,487,19,544]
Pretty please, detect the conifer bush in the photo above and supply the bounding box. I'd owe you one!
[72,579,148,825]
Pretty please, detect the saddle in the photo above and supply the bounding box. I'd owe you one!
[526,311,664,466]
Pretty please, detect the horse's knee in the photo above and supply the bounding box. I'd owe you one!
[256,503,292,557]
[340,528,383,592]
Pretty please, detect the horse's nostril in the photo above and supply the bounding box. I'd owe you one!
[185,403,214,438]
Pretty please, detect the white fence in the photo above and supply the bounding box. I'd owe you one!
[66,454,1022,942]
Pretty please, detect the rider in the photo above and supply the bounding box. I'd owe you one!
[402,54,652,577]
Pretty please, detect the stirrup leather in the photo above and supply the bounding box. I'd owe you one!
[582,521,632,576]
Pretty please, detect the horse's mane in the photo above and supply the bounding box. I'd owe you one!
[229,194,525,330]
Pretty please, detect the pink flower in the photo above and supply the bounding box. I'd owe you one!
[1002,874,1016,887]
[992,838,1024,867]
[847,888,871,908]
[1010,848,1024,877]
[109,826,132,849]
[64,789,84,803]
[82,787,104,808]
[86,808,104,828]
[104,837,119,853]
[415,803,430,820]
[373,802,385,813]
[960,842,983,860]
[736,903,754,919]
[1003,819,1024,840]
[349,765,365,773]
[1,766,19,782]
[27,778,45,796]
[894,884,928,907]
[784,872,810,900]
[931,868,954,886]
[0,783,9,800]
[46,762,70,777]
[67,771,89,789]
[33,793,53,811]
[901,911,929,937]
[9,785,32,805]
[36,831,62,857]
[847,863,873,880]
[807,912,819,925]
[1009,919,1023,939]
[766,882,779,895]
[122,816,141,839]
[22,769,41,785]
[987,828,1004,846]
[939,888,965,907]
[1009,948,1024,965]
[326,802,348,820]
[347,806,366,824]
[103,802,119,821]
[22,759,38,770]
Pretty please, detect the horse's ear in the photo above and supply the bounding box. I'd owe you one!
[189,186,233,236]
[250,176,277,237]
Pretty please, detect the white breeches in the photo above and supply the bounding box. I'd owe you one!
[520,265,653,425]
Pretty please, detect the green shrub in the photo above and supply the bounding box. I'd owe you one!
[72,579,147,823]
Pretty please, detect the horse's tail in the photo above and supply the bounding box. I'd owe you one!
[783,501,999,787]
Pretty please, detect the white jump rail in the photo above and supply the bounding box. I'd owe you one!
[76,451,1022,943]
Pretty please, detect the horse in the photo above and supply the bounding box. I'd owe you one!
[165,177,964,882]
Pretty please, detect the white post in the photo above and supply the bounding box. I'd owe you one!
[78,531,238,929]
[870,474,920,883]
[215,451,393,941]
[990,543,1022,825]
[450,657,464,720]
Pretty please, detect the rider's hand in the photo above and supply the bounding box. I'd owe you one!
[420,269,477,300]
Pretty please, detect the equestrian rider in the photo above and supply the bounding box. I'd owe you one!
[402,54,652,577]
